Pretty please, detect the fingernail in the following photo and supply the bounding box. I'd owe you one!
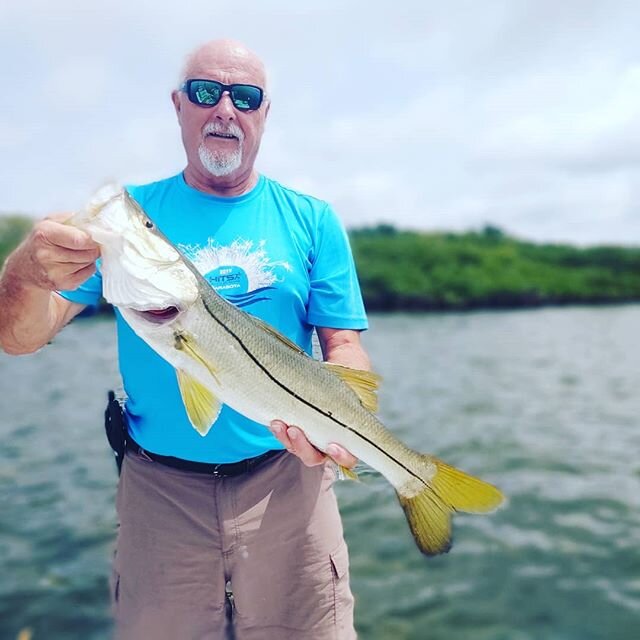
[269,422,281,434]
[288,427,299,439]
[326,444,339,457]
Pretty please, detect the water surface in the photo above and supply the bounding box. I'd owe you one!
[1,306,639,639]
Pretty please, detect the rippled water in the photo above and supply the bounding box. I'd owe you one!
[1,306,639,639]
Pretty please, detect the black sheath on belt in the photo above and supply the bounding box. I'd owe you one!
[104,389,128,475]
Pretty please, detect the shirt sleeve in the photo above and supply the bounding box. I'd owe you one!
[58,261,103,306]
[306,204,368,330]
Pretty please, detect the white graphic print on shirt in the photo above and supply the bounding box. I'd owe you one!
[180,239,292,308]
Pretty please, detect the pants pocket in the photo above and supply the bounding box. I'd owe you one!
[110,567,121,613]
[330,542,356,637]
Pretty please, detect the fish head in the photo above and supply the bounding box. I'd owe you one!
[71,185,199,323]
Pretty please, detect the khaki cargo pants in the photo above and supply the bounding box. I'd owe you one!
[111,448,356,639]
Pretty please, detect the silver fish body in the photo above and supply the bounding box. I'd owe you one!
[71,186,505,555]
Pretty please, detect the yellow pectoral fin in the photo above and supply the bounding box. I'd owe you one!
[176,369,222,436]
[324,363,381,413]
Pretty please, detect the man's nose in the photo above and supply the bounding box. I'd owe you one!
[212,92,236,120]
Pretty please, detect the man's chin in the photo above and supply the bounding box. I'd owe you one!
[198,149,243,178]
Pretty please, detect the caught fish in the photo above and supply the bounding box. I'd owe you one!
[70,185,505,556]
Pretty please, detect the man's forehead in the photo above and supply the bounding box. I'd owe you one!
[184,44,266,86]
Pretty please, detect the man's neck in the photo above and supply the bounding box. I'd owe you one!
[183,166,259,197]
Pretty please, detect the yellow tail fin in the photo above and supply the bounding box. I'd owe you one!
[397,456,505,556]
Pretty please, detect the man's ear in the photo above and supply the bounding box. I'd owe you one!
[171,90,182,119]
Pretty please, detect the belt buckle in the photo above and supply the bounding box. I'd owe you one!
[211,464,222,478]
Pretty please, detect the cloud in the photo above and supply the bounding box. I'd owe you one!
[1,0,640,244]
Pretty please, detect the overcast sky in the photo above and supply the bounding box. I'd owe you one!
[1,0,639,245]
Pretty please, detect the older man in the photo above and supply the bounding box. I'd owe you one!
[0,40,368,639]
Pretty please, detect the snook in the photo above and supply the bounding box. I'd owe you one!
[71,185,505,556]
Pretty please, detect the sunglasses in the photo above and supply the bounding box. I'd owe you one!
[181,79,264,112]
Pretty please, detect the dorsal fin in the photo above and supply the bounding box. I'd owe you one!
[324,363,381,413]
[248,314,307,355]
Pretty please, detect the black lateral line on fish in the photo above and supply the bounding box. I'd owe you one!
[148,220,424,485]
[199,300,424,484]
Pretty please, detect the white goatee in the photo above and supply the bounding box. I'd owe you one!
[198,122,245,177]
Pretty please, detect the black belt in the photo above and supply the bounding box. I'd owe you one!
[126,437,281,477]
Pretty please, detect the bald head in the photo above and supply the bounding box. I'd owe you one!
[179,39,268,92]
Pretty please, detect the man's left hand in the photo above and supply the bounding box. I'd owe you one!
[269,420,358,469]
[268,328,369,470]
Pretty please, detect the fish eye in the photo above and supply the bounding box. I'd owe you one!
[144,220,154,229]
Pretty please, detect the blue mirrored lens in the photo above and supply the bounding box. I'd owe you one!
[230,86,262,110]
[189,81,222,105]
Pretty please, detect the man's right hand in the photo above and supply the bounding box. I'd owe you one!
[0,214,98,355]
[8,214,100,291]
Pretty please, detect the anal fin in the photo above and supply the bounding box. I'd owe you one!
[337,465,359,481]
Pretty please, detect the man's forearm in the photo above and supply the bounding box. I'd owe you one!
[318,327,371,371]
[324,341,371,371]
[0,257,61,354]
[0,251,86,355]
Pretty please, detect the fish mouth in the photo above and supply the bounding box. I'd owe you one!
[133,306,181,324]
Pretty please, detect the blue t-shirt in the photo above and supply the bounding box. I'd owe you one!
[60,173,368,463]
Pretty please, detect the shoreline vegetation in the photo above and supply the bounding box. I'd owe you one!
[2,216,640,313]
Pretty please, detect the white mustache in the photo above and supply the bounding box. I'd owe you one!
[202,122,245,142]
